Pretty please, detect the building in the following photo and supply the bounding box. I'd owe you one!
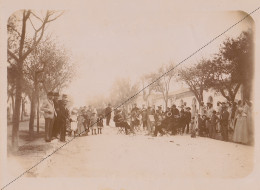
[134,82,242,114]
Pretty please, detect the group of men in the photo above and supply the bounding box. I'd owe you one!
[113,103,193,136]
[113,101,232,141]
[41,92,70,142]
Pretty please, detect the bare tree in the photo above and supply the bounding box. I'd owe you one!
[7,10,64,150]
[145,62,177,109]
[110,77,140,109]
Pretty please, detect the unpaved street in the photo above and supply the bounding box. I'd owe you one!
[37,127,254,179]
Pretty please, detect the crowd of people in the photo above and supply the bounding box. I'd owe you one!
[40,91,253,145]
[40,92,107,142]
[113,100,254,145]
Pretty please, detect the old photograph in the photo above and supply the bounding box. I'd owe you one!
[1,1,259,190]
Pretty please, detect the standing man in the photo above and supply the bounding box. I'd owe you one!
[206,102,214,138]
[59,94,70,142]
[52,92,60,139]
[105,103,112,126]
[170,104,179,135]
[141,104,148,130]
[220,103,230,141]
[41,92,56,142]
[184,107,191,134]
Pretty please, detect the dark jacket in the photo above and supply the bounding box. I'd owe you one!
[105,107,112,117]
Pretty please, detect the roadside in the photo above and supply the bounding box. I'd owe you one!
[7,118,57,178]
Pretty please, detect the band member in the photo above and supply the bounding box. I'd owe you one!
[147,106,155,135]
[59,94,70,142]
[105,103,112,126]
[130,105,141,131]
[114,109,131,134]
[131,103,139,113]
[41,92,56,142]
[141,104,148,130]
[169,104,180,135]
[153,107,164,136]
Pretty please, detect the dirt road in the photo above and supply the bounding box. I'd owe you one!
[37,127,254,179]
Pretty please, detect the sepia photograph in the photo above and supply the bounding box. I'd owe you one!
[0,0,260,190]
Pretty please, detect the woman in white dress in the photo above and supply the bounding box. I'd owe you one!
[233,101,249,144]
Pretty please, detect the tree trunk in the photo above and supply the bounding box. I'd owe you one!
[11,95,15,122]
[21,98,25,121]
[29,91,36,140]
[12,70,22,151]
[37,96,40,133]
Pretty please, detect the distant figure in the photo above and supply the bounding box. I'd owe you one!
[77,109,85,136]
[190,117,196,138]
[104,103,112,126]
[209,110,218,139]
[97,114,104,134]
[41,92,56,142]
[90,111,98,135]
[70,109,78,137]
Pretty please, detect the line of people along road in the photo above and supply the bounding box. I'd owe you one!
[41,92,253,145]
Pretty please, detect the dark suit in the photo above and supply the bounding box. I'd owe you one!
[170,107,179,135]
[52,100,60,138]
[221,110,229,141]
[59,101,70,141]
[105,106,112,126]
[184,111,191,134]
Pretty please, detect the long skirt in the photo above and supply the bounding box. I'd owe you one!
[77,122,85,134]
[233,116,248,144]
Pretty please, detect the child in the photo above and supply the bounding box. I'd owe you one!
[97,114,104,134]
[90,112,97,135]
[70,109,78,137]
[190,117,196,138]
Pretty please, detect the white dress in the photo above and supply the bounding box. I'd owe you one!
[70,114,78,131]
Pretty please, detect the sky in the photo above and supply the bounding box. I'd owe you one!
[41,4,254,107]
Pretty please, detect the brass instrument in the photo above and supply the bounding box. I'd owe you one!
[166,111,172,117]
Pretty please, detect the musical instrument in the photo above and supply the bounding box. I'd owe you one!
[166,111,172,117]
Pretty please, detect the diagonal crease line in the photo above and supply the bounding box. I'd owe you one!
[2,6,259,190]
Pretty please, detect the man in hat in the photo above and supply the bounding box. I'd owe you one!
[147,106,155,135]
[131,103,139,113]
[153,106,165,137]
[59,94,70,142]
[183,107,191,134]
[169,104,179,135]
[104,103,112,126]
[52,92,60,139]
[41,92,56,142]
[141,104,148,130]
